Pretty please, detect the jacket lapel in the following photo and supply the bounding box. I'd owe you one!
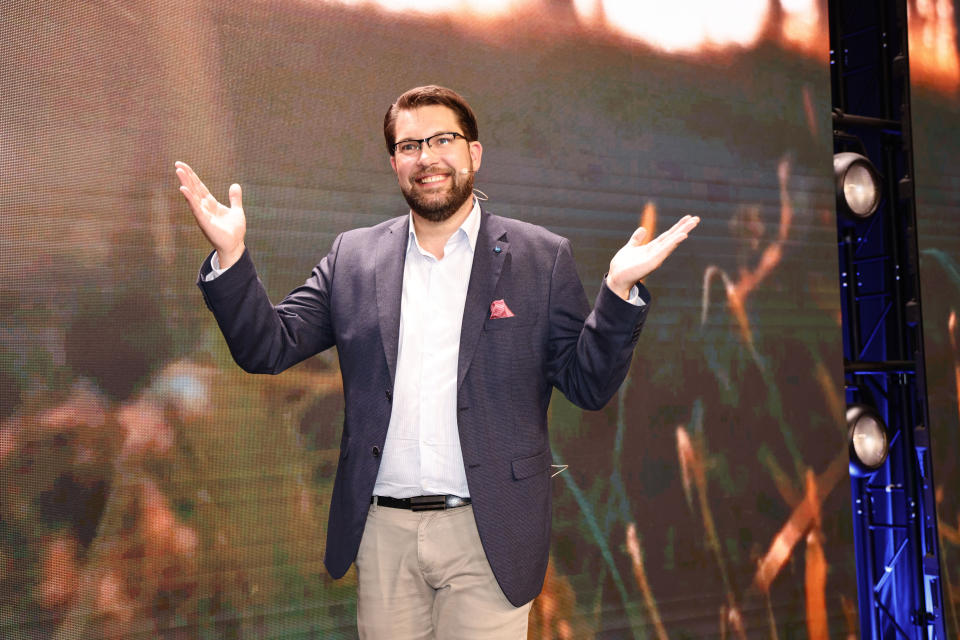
[458,211,509,390]
[376,216,409,384]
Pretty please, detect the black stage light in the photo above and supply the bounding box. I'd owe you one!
[847,404,890,477]
[834,152,882,219]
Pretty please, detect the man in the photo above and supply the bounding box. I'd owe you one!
[176,85,699,639]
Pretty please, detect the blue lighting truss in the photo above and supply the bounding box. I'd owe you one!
[828,0,945,637]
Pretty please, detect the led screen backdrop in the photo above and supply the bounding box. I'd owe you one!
[1,1,953,638]
[912,1,960,634]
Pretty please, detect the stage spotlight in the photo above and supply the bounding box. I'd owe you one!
[834,152,881,219]
[847,405,889,477]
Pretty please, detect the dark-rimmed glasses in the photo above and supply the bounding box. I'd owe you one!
[393,132,467,156]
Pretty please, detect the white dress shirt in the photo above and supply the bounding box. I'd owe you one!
[372,200,480,498]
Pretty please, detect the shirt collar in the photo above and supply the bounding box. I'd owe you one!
[407,197,481,255]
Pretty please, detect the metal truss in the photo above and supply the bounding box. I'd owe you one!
[828,0,945,637]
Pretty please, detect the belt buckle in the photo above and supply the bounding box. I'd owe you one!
[410,495,446,511]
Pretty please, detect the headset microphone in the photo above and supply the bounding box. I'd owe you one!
[460,168,474,174]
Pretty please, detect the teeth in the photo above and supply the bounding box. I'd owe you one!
[419,175,447,183]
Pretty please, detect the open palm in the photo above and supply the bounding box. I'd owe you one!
[607,215,700,299]
[175,161,247,268]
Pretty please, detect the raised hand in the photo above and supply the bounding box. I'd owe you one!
[175,161,247,269]
[606,214,701,299]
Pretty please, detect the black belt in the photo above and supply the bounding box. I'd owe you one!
[372,495,471,511]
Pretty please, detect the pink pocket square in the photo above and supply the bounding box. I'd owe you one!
[489,299,516,319]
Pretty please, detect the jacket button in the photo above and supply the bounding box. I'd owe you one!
[371,446,381,457]
[385,389,392,402]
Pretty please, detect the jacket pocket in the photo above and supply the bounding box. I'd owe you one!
[511,448,552,480]
[482,312,537,332]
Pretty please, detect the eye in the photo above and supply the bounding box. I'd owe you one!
[434,134,454,146]
[397,141,419,154]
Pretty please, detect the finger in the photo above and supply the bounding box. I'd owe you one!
[176,165,202,201]
[174,161,198,188]
[628,226,647,246]
[645,216,685,245]
[665,215,695,237]
[175,167,192,195]
[178,162,210,200]
[228,183,243,210]
[176,163,221,226]
[177,175,200,205]
[656,215,698,244]
[175,169,201,205]
[652,222,691,248]
[178,184,194,205]
[664,229,693,254]
[191,171,211,200]
[669,219,698,244]
[179,185,205,220]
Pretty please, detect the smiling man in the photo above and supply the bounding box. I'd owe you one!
[176,85,698,640]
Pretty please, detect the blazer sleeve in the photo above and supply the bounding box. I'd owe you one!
[544,238,650,410]
[196,236,342,374]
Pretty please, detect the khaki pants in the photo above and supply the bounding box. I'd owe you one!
[355,503,532,640]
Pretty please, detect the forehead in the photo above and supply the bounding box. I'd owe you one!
[394,105,461,141]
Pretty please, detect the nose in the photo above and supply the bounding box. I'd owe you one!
[416,142,439,164]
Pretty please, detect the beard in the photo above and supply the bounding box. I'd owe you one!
[400,167,475,223]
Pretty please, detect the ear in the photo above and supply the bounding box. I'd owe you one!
[389,154,398,177]
[469,140,482,172]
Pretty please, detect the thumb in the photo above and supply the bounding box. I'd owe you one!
[228,183,243,209]
[628,226,647,246]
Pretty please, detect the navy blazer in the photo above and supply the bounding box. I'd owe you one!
[197,209,649,606]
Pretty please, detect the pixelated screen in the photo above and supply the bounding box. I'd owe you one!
[912,0,960,634]
[0,0,956,637]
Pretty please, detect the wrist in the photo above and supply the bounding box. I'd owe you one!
[605,274,633,300]
[217,242,245,270]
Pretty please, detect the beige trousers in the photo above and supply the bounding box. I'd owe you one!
[355,503,532,640]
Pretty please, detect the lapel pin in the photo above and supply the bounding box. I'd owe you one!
[494,246,502,254]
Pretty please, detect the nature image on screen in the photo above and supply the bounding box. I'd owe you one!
[1,1,957,637]
[911,0,960,634]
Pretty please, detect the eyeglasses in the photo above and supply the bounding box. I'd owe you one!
[393,132,467,156]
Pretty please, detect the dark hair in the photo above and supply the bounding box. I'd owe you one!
[383,85,479,154]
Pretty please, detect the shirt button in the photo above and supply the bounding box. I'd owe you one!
[371,446,381,458]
